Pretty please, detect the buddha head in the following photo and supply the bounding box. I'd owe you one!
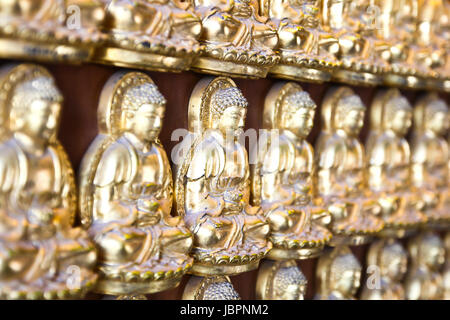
[121,82,167,143]
[329,251,361,296]
[280,90,316,139]
[379,241,408,282]
[409,232,445,271]
[423,99,449,136]
[202,277,241,300]
[9,76,63,143]
[334,94,365,136]
[183,276,241,300]
[384,96,413,137]
[210,87,248,135]
[272,263,307,300]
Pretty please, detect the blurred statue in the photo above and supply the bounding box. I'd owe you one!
[182,276,241,300]
[315,246,362,300]
[256,260,307,300]
[0,64,97,299]
[190,0,279,78]
[411,94,449,225]
[361,239,408,300]
[405,232,445,300]
[314,86,384,246]
[0,0,104,62]
[366,89,427,237]
[79,71,193,297]
[97,0,202,71]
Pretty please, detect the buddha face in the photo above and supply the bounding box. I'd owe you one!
[12,98,61,142]
[333,268,361,296]
[127,103,164,142]
[272,265,307,300]
[217,106,246,134]
[388,108,412,136]
[381,251,408,281]
[282,106,314,138]
[421,243,445,270]
[337,107,364,136]
[426,109,449,136]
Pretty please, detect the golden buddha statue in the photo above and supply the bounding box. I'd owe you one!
[411,94,449,225]
[0,0,104,62]
[319,0,382,85]
[261,0,339,82]
[434,0,450,91]
[405,232,445,300]
[314,87,384,246]
[190,0,279,78]
[182,275,241,300]
[366,89,427,237]
[361,239,407,300]
[256,260,307,300]
[315,246,362,300]
[175,77,271,278]
[0,64,98,299]
[95,0,202,72]
[253,82,332,260]
[78,71,193,296]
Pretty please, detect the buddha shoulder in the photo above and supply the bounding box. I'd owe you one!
[316,133,347,169]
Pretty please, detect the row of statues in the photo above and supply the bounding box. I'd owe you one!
[0,0,449,90]
[0,63,448,300]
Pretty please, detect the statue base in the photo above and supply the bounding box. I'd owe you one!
[269,64,332,83]
[189,259,261,277]
[384,73,408,87]
[332,69,381,86]
[0,38,91,64]
[191,57,270,79]
[93,46,195,73]
[267,246,325,260]
[95,277,183,296]
[329,234,373,247]
[405,75,427,89]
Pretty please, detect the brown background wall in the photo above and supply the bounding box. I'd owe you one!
[2,59,448,299]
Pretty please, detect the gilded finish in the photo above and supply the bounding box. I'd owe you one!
[263,0,338,83]
[405,232,445,300]
[315,245,362,300]
[189,0,279,78]
[182,275,241,300]
[361,239,407,300]
[255,259,307,300]
[366,89,427,237]
[319,0,382,86]
[435,1,450,92]
[94,0,203,72]
[0,0,105,63]
[314,87,384,246]
[0,64,97,299]
[411,94,449,225]
[253,82,332,260]
[175,77,271,276]
[78,71,193,296]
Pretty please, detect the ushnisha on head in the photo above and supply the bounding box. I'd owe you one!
[329,250,362,297]
[335,94,366,136]
[10,76,63,142]
[272,264,308,300]
[378,241,408,281]
[383,95,413,136]
[121,82,167,142]
[424,99,449,136]
[202,279,240,300]
[280,90,317,138]
[210,86,248,134]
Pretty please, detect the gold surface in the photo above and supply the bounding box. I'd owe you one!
[256,259,307,300]
[253,82,332,260]
[190,0,279,78]
[175,77,271,278]
[93,0,203,72]
[78,71,193,295]
[0,0,104,63]
[0,64,98,299]
[366,89,428,236]
[315,245,362,300]
[314,86,384,245]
